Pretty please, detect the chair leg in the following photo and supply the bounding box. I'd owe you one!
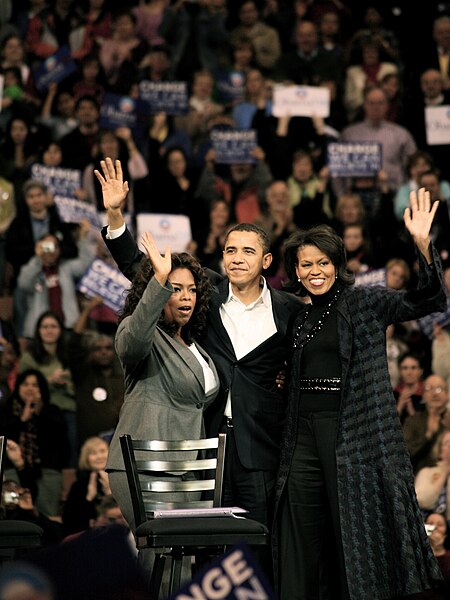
[168,555,183,595]
[149,553,166,599]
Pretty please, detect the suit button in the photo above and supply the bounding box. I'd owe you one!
[196,403,202,409]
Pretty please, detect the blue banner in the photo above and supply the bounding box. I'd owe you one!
[99,92,149,130]
[354,268,386,287]
[138,80,188,115]
[31,164,81,199]
[77,259,130,313]
[211,129,257,164]
[419,293,450,339]
[54,196,102,229]
[327,142,382,177]
[33,46,77,93]
[170,543,276,600]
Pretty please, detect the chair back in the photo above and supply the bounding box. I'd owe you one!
[120,434,226,528]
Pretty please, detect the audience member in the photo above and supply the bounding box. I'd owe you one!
[231,68,272,130]
[59,95,100,171]
[342,222,374,274]
[229,1,281,75]
[68,296,124,447]
[39,83,78,142]
[71,54,106,105]
[404,373,449,473]
[425,512,450,597]
[386,323,409,388]
[0,368,70,516]
[338,85,417,193]
[416,429,450,521]
[62,436,111,536]
[191,197,232,275]
[394,352,425,424]
[69,0,112,61]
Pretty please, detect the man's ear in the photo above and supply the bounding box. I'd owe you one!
[262,253,273,270]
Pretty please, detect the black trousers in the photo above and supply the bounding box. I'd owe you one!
[279,409,350,600]
[221,422,277,584]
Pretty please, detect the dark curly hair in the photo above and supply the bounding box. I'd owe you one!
[118,253,211,344]
[283,224,355,295]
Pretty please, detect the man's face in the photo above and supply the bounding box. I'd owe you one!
[25,186,49,215]
[423,375,448,413]
[421,70,443,99]
[363,89,388,122]
[76,99,99,127]
[295,22,318,53]
[223,230,272,290]
[91,339,115,367]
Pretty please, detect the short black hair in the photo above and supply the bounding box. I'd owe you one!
[224,223,271,255]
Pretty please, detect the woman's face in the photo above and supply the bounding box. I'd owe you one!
[296,245,337,295]
[43,143,62,166]
[163,268,197,328]
[246,70,264,95]
[426,513,447,536]
[18,374,42,406]
[167,150,186,178]
[10,119,28,144]
[2,37,24,63]
[114,15,135,40]
[343,226,363,253]
[338,198,362,225]
[100,132,119,159]
[386,263,408,290]
[292,156,313,182]
[39,316,62,345]
[87,441,109,471]
[410,157,431,181]
[83,60,100,81]
[398,357,423,386]
[210,201,229,226]
[57,92,75,117]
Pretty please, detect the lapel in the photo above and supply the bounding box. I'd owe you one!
[209,279,236,356]
[159,328,206,391]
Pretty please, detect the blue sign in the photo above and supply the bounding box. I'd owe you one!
[77,259,130,313]
[169,543,276,600]
[138,80,188,115]
[327,142,382,177]
[99,92,149,130]
[31,164,81,199]
[211,129,257,164]
[354,268,386,287]
[54,196,102,229]
[419,293,450,339]
[215,70,245,105]
[34,46,77,92]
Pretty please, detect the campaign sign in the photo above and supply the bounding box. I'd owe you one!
[138,80,188,115]
[354,268,386,287]
[136,214,192,253]
[419,293,450,339]
[327,142,382,178]
[54,195,102,229]
[272,85,330,118]
[215,70,245,105]
[211,129,257,164]
[34,46,77,93]
[100,93,143,130]
[31,164,81,199]
[425,105,450,145]
[170,543,277,600]
[78,259,129,313]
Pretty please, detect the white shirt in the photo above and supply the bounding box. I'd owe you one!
[188,343,218,395]
[220,277,277,416]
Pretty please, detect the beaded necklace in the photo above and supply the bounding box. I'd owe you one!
[293,286,342,349]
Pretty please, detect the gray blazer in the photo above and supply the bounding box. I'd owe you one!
[106,276,220,471]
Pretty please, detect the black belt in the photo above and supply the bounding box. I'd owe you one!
[299,377,341,392]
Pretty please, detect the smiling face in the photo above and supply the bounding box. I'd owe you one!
[19,374,42,408]
[163,268,197,329]
[223,230,272,291]
[296,245,337,295]
[38,314,62,344]
[87,440,109,471]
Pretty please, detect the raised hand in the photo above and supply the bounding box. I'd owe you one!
[94,157,129,211]
[140,231,172,286]
[404,187,438,242]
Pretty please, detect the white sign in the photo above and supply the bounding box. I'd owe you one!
[425,105,450,145]
[136,214,192,253]
[272,85,330,118]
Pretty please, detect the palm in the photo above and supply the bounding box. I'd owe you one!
[94,157,129,210]
[404,187,438,241]
[140,232,171,279]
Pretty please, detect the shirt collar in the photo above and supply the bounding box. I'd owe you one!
[225,276,271,308]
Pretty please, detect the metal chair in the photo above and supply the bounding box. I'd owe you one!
[120,433,269,597]
[0,436,43,563]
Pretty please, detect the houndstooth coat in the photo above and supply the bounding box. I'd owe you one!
[274,246,447,600]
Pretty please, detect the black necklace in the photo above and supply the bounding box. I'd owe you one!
[293,287,342,349]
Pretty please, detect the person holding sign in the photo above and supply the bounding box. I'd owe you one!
[274,188,447,599]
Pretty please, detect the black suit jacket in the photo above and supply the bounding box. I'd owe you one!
[101,226,301,471]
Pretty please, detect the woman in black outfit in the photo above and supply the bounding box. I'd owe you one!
[275,187,447,599]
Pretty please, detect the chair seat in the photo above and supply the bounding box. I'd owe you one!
[135,516,269,549]
[0,520,44,548]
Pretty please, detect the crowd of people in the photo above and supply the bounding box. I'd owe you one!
[1,1,450,599]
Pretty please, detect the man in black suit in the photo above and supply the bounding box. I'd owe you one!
[96,158,301,575]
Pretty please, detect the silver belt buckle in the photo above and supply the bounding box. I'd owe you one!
[225,417,233,428]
